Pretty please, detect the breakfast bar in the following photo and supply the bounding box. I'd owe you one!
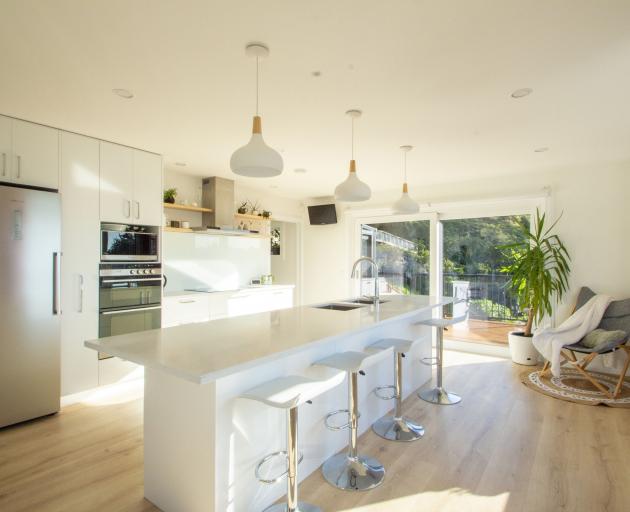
[85,295,454,512]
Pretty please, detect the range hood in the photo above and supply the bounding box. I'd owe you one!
[202,177,235,229]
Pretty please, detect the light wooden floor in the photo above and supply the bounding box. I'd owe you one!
[1,352,629,512]
[448,319,520,345]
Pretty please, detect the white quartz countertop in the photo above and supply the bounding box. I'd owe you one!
[85,295,453,384]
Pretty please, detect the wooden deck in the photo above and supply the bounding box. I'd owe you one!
[446,318,524,345]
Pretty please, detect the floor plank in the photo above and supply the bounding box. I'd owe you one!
[1,352,629,512]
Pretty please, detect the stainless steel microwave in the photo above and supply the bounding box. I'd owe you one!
[100,223,159,262]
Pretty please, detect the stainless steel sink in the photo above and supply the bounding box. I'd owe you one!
[345,298,389,305]
[313,303,365,311]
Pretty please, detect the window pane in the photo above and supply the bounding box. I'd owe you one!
[361,221,430,296]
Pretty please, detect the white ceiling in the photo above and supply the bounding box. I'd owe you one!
[2,1,629,200]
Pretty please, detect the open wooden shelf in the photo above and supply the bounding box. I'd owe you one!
[163,203,213,213]
[234,213,272,222]
[163,226,194,233]
[163,226,268,239]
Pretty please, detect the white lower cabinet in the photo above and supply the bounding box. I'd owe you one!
[163,287,294,328]
[162,295,211,328]
[60,132,100,395]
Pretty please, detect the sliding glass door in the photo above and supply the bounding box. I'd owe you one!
[441,215,529,345]
[360,220,430,297]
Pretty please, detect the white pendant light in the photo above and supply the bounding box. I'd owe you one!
[392,145,419,214]
[230,43,283,177]
[334,110,371,202]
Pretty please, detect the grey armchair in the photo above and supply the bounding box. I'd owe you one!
[540,287,630,399]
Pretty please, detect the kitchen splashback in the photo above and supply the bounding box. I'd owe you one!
[162,231,270,292]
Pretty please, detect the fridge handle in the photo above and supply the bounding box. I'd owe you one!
[53,252,61,315]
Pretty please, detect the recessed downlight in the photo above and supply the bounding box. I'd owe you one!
[294,168,307,174]
[174,162,187,167]
[511,88,532,99]
[112,88,134,99]
[534,147,549,153]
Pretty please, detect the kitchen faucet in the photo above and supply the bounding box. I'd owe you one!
[351,257,380,304]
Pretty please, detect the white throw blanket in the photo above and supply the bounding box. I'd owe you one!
[533,294,613,377]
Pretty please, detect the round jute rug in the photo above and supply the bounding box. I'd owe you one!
[521,367,630,407]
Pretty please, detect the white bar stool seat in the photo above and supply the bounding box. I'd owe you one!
[241,371,345,512]
[366,337,425,442]
[313,350,386,492]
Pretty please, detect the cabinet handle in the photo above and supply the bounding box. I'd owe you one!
[16,155,21,179]
[78,274,84,313]
[178,299,197,304]
[135,200,140,219]
[124,199,131,218]
[1,153,6,177]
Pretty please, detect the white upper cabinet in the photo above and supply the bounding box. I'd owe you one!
[100,141,134,224]
[100,141,162,226]
[0,116,11,181]
[132,150,162,226]
[0,117,59,189]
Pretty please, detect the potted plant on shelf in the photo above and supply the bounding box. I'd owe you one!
[163,188,177,204]
[237,201,248,215]
[498,209,571,365]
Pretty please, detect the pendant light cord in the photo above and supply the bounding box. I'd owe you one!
[351,116,355,159]
[255,56,260,116]
[403,150,407,182]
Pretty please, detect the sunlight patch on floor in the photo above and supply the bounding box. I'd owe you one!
[338,489,510,512]
[61,376,144,407]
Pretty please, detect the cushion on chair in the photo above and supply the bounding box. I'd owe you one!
[581,329,628,348]
[574,286,630,336]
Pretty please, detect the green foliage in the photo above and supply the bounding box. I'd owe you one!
[163,188,177,201]
[469,298,526,321]
[498,210,571,336]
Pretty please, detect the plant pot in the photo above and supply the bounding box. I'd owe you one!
[507,331,539,366]
[237,207,247,214]
[164,197,175,204]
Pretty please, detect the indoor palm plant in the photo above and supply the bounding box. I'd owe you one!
[498,209,571,364]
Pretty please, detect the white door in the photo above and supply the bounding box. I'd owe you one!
[60,132,100,394]
[132,150,162,226]
[12,119,59,189]
[100,141,134,223]
[0,115,11,182]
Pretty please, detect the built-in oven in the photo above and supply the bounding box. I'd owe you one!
[98,262,162,360]
[101,223,159,262]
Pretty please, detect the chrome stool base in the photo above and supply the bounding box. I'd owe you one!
[418,386,462,405]
[322,452,385,491]
[264,502,322,512]
[372,415,425,442]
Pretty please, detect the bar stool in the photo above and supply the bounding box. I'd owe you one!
[417,309,468,405]
[241,370,345,512]
[313,350,386,491]
[367,338,425,441]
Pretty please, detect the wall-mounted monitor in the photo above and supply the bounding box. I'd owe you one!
[307,204,338,225]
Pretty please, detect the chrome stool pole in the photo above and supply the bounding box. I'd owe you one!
[314,350,386,492]
[418,324,461,405]
[321,370,385,491]
[372,350,425,441]
[241,372,345,512]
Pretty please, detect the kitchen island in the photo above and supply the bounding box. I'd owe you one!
[85,295,454,512]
